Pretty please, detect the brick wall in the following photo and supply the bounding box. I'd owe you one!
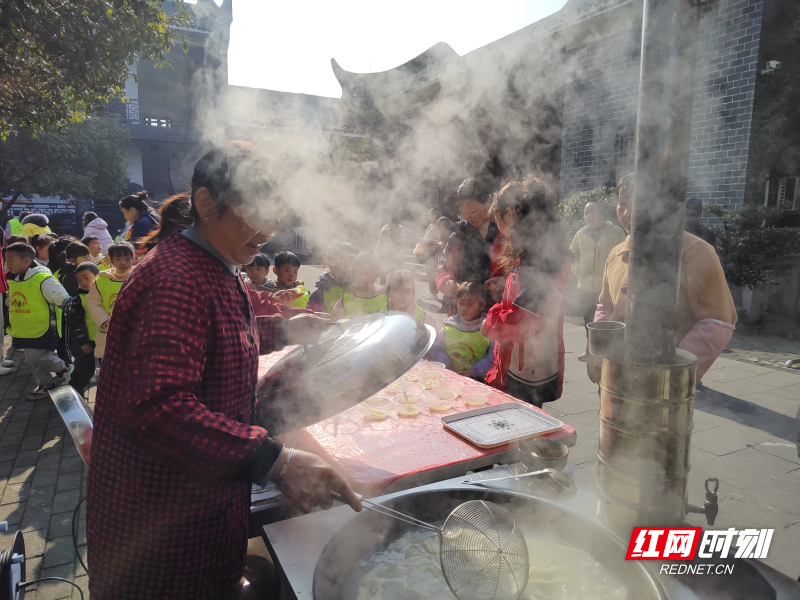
[687,0,764,210]
[560,0,765,209]
[560,25,641,201]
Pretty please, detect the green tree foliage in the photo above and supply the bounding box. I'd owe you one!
[0,0,190,138]
[0,117,131,217]
[558,187,619,240]
[705,204,800,288]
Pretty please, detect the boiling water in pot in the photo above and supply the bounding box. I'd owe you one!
[356,528,630,600]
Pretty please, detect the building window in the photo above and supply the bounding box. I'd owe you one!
[776,177,799,211]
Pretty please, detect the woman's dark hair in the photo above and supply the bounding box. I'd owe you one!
[76,262,100,276]
[139,192,193,251]
[494,176,567,276]
[46,236,74,272]
[45,232,59,240]
[82,211,98,228]
[66,242,90,260]
[30,234,52,251]
[5,242,36,262]
[108,242,135,259]
[246,254,270,269]
[119,190,151,213]
[7,235,26,245]
[190,141,271,221]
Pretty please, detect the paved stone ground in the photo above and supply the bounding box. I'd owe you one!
[0,263,794,598]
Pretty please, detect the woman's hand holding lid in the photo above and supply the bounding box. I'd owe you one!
[284,313,332,345]
[275,448,362,514]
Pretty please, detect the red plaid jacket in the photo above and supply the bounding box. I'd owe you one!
[87,234,283,600]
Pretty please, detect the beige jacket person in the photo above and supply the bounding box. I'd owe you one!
[569,222,626,292]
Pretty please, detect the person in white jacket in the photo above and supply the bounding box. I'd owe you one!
[82,212,115,252]
[5,243,72,400]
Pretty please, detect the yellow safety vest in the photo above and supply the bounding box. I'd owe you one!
[80,294,97,342]
[342,292,387,318]
[288,285,310,309]
[7,272,53,339]
[444,325,491,374]
[53,269,63,337]
[7,219,21,236]
[322,285,346,314]
[95,276,124,315]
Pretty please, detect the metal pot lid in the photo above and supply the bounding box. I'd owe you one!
[255,312,436,434]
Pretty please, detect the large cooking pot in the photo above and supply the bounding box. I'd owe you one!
[313,488,667,600]
[255,312,436,435]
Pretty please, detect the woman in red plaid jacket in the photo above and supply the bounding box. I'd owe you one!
[86,144,361,600]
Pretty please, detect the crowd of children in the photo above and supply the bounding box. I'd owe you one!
[0,219,137,401]
[0,169,734,411]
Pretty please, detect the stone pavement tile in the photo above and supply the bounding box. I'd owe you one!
[549,393,600,416]
[6,421,27,434]
[37,455,62,470]
[759,382,800,402]
[567,431,599,465]
[699,401,796,440]
[43,536,76,569]
[690,408,729,432]
[702,367,758,384]
[58,457,84,475]
[0,432,25,448]
[24,529,47,558]
[1,482,31,505]
[760,521,800,581]
[8,466,35,485]
[738,392,799,418]
[688,446,718,465]
[35,564,76,599]
[14,450,40,468]
[690,423,774,456]
[73,574,88,600]
[26,486,55,510]
[701,377,780,397]
[753,438,800,465]
[21,506,52,532]
[55,472,82,494]
[559,408,601,435]
[698,447,798,491]
[0,501,24,526]
[0,445,20,462]
[710,361,777,375]
[25,555,43,587]
[52,490,81,515]
[20,436,46,452]
[742,371,800,388]
[48,512,74,540]
[577,459,598,474]
[31,469,59,489]
[560,379,599,396]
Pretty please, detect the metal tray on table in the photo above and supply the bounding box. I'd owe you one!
[441,402,564,448]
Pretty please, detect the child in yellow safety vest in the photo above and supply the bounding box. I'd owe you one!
[62,262,100,396]
[308,241,353,314]
[87,242,134,359]
[331,252,387,320]
[429,281,494,380]
[381,269,437,329]
[271,251,309,308]
[5,242,72,400]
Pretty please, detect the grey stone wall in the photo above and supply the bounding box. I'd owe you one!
[560,25,641,201]
[560,0,765,209]
[687,0,764,210]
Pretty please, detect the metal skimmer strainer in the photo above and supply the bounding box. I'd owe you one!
[335,494,529,600]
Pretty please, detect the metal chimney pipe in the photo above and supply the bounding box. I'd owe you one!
[625,0,700,363]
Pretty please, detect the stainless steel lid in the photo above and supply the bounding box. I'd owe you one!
[254,312,436,434]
